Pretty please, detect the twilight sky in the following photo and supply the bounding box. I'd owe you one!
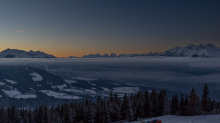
[0,0,219,57]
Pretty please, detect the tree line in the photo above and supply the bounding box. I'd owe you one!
[0,85,219,123]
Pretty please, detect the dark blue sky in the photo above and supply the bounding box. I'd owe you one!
[0,0,219,57]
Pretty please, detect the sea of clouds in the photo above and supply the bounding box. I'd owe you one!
[1,57,220,98]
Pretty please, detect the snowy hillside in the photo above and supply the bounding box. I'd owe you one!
[0,48,56,58]
[77,43,220,58]
[126,115,220,123]
[0,65,158,108]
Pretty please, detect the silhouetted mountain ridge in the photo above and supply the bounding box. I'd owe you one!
[77,43,220,58]
[0,48,56,58]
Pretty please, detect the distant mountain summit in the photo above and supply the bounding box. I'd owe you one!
[0,49,56,58]
[76,43,220,58]
[160,43,220,58]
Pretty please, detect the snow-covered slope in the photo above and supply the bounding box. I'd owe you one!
[126,115,220,123]
[0,49,56,58]
[0,65,154,108]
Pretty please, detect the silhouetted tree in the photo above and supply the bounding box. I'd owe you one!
[189,89,200,115]
[201,84,209,114]
[144,90,151,118]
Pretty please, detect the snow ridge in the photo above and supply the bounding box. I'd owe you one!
[0,48,56,58]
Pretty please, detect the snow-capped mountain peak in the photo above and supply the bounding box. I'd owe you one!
[0,49,56,58]
[160,43,220,58]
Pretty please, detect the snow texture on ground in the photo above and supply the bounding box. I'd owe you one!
[15,94,37,99]
[85,89,97,94]
[4,79,17,84]
[100,87,110,92]
[113,87,140,93]
[52,84,67,90]
[117,93,125,97]
[0,82,5,85]
[63,89,84,93]
[40,90,81,99]
[90,83,96,86]
[64,79,77,84]
[125,115,220,123]
[75,77,98,81]
[29,72,43,81]
[29,88,34,91]
[2,90,37,99]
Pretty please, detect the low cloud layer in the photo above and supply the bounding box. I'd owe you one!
[1,57,220,84]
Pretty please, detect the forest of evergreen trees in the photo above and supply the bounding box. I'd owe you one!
[0,85,219,123]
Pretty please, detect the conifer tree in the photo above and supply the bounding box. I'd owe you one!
[43,105,49,123]
[62,104,70,123]
[10,106,20,123]
[179,94,185,116]
[211,99,216,112]
[84,103,93,123]
[207,98,212,113]
[33,108,38,123]
[120,93,130,120]
[110,104,120,122]
[201,84,209,113]
[189,89,200,115]
[170,95,179,115]
[136,97,144,118]
[109,93,114,103]
[157,90,167,116]
[49,106,54,123]
[27,110,32,123]
[174,95,179,115]
[170,95,176,115]
[114,94,118,104]
[150,89,158,117]
[144,90,151,118]
[94,103,101,123]
[0,106,6,123]
[101,101,109,123]
[37,106,43,123]
[74,103,85,123]
[183,94,190,116]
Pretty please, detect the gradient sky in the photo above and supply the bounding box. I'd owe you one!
[0,0,220,57]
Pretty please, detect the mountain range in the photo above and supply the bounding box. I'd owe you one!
[78,43,220,58]
[1,43,220,58]
[0,49,55,58]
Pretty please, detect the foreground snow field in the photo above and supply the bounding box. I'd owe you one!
[125,115,220,123]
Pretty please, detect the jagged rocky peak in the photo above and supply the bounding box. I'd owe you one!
[110,53,117,57]
[186,44,196,49]
[0,48,56,58]
[198,43,216,48]
[102,53,110,57]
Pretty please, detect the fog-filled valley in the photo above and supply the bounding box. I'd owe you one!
[0,57,220,108]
